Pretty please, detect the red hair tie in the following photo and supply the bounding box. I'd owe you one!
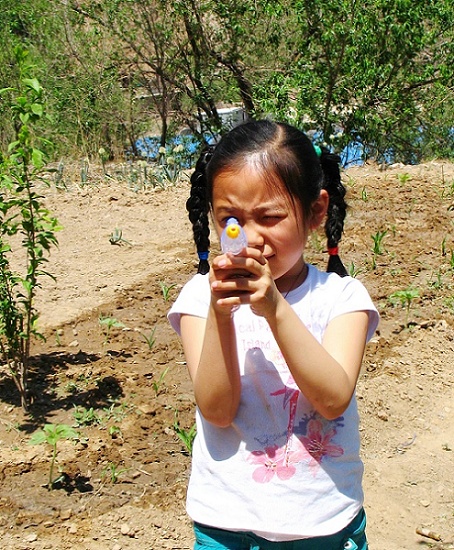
[328,247,339,256]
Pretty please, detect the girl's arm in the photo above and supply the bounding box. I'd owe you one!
[180,307,241,428]
[267,299,369,419]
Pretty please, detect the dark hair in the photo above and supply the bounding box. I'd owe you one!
[186,119,348,277]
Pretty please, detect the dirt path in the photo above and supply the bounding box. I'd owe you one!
[0,161,453,549]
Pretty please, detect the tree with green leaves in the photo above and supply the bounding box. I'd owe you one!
[0,47,61,411]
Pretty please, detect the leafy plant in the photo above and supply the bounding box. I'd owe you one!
[29,423,79,490]
[139,326,157,350]
[102,462,128,484]
[173,409,196,455]
[72,405,102,427]
[103,399,133,422]
[159,281,177,302]
[99,314,125,344]
[397,173,411,184]
[98,147,110,175]
[108,425,122,439]
[80,157,89,184]
[0,46,61,411]
[348,261,362,278]
[152,366,170,396]
[371,230,388,255]
[389,287,420,325]
[109,228,132,246]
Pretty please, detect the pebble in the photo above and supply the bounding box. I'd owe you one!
[120,523,131,536]
[60,509,72,520]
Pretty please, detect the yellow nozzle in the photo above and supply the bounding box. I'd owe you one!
[226,224,240,239]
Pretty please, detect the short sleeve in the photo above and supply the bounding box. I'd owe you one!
[329,277,379,342]
[167,273,211,335]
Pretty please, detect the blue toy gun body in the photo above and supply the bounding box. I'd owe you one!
[220,217,248,255]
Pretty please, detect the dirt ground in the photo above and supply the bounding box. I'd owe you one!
[0,159,453,550]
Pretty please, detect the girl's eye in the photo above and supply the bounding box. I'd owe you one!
[263,214,284,222]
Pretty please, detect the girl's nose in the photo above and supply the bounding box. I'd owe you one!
[244,223,265,250]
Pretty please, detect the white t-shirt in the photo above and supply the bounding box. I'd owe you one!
[168,264,379,541]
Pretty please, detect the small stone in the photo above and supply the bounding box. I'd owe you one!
[67,523,78,534]
[120,523,131,536]
[420,500,431,507]
[60,509,72,520]
[24,533,38,542]
[43,521,55,528]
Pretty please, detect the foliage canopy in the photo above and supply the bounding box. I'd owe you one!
[0,0,453,164]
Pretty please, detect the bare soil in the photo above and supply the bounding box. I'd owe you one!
[0,160,453,550]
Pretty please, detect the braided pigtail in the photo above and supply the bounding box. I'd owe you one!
[186,147,214,275]
[319,148,348,277]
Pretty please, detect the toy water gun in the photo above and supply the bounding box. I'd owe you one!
[220,217,248,255]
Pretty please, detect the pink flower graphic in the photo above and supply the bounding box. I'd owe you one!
[247,444,303,483]
[297,419,344,475]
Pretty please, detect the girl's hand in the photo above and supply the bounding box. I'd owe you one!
[209,248,282,318]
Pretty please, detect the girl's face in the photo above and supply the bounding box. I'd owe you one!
[211,163,327,290]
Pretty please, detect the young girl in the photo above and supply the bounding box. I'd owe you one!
[168,120,379,550]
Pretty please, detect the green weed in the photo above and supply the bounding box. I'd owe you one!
[29,424,79,490]
[159,281,177,302]
[99,314,126,344]
[72,405,102,427]
[389,287,420,325]
[173,410,196,455]
[348,262,362,278]
[139,326,157,350]
[109,228,132,246]
[397,172,411,184]
[371,230,388,255]
[152,366,170,396]
[102,462,128,484]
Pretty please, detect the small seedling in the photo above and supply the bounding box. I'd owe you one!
[29,424,79,490]
[371,230,388,256]
[348,261,362,278]
[99,315,126,344]
[152,366,170,396]
[109,228,132,246]
[397,172,411,184]
[72,405,102,427]
[173,410,196,455]
[429,269,444,290]
[98,147,110,175]
[109,425,122,439]
[103,399,133,422]
[159,281,177,302]
[80,157,89,184]
[389,287,420,325]
[102,462,128,484]
[361,187,368,201]
[139,327,157,350]
[54,160,66,189]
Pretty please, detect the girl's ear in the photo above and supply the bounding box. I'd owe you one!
[309,190,329,231]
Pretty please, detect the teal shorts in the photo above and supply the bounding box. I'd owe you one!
[193,508,367,550]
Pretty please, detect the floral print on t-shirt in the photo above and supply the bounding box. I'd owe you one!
[247,377,345,483]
